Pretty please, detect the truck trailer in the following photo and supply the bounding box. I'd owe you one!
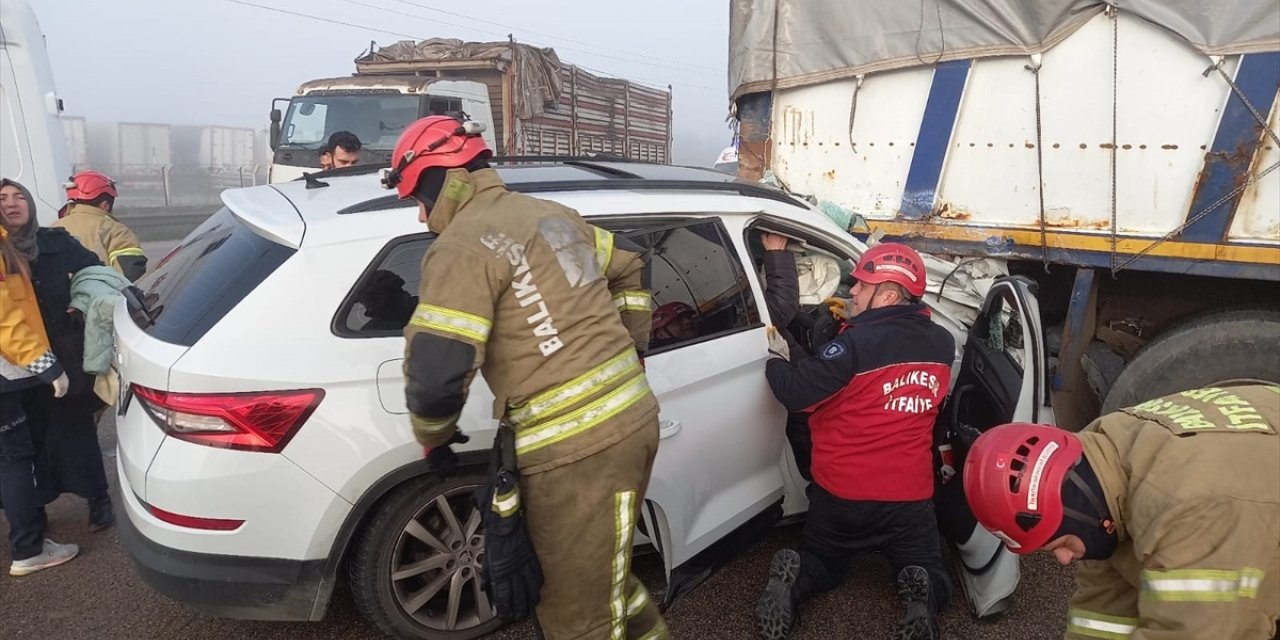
[729,0,1280,430]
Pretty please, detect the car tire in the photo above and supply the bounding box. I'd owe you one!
[1101,309,1280,413]
[349,472,502,640]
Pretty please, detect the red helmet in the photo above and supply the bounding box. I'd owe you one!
[853,243,927,298]
[65,170,118,202]
[652,302,694,331]
[963,423,1083,554]
[382,116,492,199]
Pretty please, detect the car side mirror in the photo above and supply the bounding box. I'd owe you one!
[269,97,290,151]
[269,109,282,151]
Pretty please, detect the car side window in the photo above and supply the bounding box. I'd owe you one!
[614,218,761,353]
[986,294,1026,372]
[336,234,433,337]
[338,219,761,347]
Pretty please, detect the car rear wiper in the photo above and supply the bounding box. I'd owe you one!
[124,286,160,328]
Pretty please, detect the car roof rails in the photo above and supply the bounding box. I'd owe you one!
[490,154,641,164]
[337,177,806,215]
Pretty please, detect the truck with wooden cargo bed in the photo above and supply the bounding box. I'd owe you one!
[269,38,673,182]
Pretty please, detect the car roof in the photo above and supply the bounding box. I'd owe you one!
[221,159,840,248]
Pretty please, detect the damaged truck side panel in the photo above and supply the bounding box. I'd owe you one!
[733,5,1280,428]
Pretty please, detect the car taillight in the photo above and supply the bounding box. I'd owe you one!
[132,385,324,453]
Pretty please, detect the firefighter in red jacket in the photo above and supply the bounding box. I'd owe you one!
[755,243,953,640]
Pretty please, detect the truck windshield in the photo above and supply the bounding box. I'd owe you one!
[280,93,422,151]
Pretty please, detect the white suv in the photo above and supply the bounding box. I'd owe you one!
[114,160,1051,639]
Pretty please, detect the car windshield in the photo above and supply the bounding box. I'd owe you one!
[279,93,422,151]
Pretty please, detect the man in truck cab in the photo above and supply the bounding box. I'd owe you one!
[53,170,147,281]
[965,385,1280,639]
[385,116,668,638]
[757,243,953,640]
[318,131,361,170]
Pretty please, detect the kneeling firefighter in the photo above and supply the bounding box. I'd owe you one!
[965,385,1280,639]
[386,115,668,639]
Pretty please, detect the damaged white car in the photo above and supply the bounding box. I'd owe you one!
[113,159,1051,639]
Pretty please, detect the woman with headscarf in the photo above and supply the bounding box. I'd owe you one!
[0,179,78,576]
[0,179,114,536]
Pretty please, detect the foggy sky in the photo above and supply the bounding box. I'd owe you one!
[31,0,734,165]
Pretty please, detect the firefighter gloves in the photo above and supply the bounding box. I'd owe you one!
[766,326,791,361]
[480,467,544,621]
[426,432,470,480]
[824,296,855,322]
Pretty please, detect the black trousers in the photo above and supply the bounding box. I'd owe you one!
[0,391,46,560]
[23,385,108,504]
[795,484,952,616]
[784,411,812,482]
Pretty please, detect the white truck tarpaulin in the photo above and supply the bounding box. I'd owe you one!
[729,0,1280,101]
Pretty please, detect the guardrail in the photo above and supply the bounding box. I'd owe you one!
[72,163,270,208]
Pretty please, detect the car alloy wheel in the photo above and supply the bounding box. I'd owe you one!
[390,483,495,632]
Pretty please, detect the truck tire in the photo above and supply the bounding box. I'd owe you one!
[1102,309,1280,413]
[349,472,501,640]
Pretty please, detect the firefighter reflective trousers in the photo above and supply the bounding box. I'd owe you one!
[520,408,668,640]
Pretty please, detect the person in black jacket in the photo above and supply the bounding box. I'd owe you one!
[1,180,114,532]
[0,179,80,576]
[758,232,814,481]
[757,243,954,640]
[26,228,114,531]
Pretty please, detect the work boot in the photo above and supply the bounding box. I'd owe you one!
[10,539,79,576]
[755,549,801,639]
[89,496,115,532]
[892,565,939,640]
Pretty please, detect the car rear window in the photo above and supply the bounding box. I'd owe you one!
[130,208,295,346]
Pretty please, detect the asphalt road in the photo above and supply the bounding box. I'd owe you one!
[2,212,1077,638]
[0,412,1076,640]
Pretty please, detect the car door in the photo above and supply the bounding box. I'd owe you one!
[946,275,1051,429]
[599,216,788,605]
[933,275,1051,619]
[339,234,505,464]
[356,218,790,605]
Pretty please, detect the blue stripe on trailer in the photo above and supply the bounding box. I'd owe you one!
[900,59,972,219]
[1054,268,1098,393]
[1180,52,1280,244]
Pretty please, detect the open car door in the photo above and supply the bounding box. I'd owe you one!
[933,275,1051,618]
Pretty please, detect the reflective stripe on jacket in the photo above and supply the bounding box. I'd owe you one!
[0,227,61,391]
[1067,384,1280,639]
[403,168,656,473]
[53,204,146,280]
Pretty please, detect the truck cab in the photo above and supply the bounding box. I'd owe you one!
[268,75,493,183]
[0,0,72,223]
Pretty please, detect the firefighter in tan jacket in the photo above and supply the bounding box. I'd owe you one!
[964,385,1279,639]
[54,171,147,281]
[384,116,666,639]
